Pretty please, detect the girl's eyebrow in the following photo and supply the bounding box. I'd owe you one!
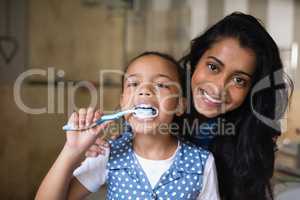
[124,73,140,79]
[154,74,174,81]
[125,73,175,81]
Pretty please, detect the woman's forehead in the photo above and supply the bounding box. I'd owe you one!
[203,38,256,75]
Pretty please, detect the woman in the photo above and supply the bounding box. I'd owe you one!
[86,12,293,200]
[180,12,293,200]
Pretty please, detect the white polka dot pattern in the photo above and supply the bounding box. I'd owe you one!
[106,128,210,199]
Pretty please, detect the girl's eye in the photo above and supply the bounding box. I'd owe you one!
[207,63,219,72]
[127,82,139,87]
[233,77,247,87]
[155,82,170,89]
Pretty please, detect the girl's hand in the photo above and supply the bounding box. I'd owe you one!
[64,107,109,155]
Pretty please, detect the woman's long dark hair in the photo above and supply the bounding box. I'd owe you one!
[180,12,293,200]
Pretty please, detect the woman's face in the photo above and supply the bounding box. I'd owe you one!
[191,38,256,118]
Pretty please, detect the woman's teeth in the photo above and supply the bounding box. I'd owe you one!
[201,89,223,104]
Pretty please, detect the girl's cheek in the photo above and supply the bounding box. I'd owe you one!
[121,93,135,109]
[159,96,179,114]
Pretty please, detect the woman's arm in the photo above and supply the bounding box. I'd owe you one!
[197,153,220,200]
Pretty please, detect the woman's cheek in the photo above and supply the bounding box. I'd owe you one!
[227,87,249,110]
[192,64,207,83]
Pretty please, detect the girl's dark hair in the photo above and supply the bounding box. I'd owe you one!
[180,12,293,200]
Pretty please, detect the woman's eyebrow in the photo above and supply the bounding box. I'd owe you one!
[234,70,253,78]
[207,56,224,66]
[207,56,253,78]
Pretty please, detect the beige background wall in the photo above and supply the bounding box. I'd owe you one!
[0,0,192,199]
[0,0,300,199]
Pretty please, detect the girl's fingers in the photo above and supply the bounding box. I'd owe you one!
[67,112,74,124]
[85,149,106,157]
[86,107,95,127]
[97,148,106,155]
[93,110,103,123]
[110,131,121,140]
[78,108,86,129]
[88,144,101,153]
[84,144,107,157]
[68,112,78,128]
[110,134,118,140]
[93,120,111,134]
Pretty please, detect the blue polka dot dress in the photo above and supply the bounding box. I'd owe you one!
[106,128,210,200]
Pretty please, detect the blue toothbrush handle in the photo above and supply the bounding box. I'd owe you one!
[62,124,78,131]
[62,118,110,132]
[62,110,133,131]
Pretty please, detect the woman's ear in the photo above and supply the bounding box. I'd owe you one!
[176,97,186,117]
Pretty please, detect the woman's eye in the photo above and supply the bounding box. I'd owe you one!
[207,63,219,72]
[233,77,247,87]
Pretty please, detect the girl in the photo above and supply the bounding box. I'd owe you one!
[180,12,293,200]
[35,52,220,199]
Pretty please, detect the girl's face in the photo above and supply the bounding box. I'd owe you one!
[192,38,256,118]
[121,55,184,134]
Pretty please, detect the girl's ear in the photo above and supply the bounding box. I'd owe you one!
[176,97,186,117]
[119,94,124,108]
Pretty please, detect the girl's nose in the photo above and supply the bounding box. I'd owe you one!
[139,91,151,96]
[138,85,153,96]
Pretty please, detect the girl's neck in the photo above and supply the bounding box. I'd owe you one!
[132,132,178,160]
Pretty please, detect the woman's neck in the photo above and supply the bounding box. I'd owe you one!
[132,132,178,160]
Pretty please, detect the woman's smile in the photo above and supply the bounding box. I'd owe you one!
[199,88,223,107]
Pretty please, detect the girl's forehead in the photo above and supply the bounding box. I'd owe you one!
[125,55,180,80]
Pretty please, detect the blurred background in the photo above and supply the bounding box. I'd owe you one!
[0,0,300,199]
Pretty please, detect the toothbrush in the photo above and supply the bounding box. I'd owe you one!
[62,107,157,131]
[62,109,135,131]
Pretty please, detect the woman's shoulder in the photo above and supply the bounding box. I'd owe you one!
[180,138,211,156]
[177,139,212,172]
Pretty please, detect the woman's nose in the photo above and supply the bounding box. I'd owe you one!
[215,75,226,89]
[209,75,228,98]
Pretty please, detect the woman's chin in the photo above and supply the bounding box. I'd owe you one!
[195,106,221,118]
